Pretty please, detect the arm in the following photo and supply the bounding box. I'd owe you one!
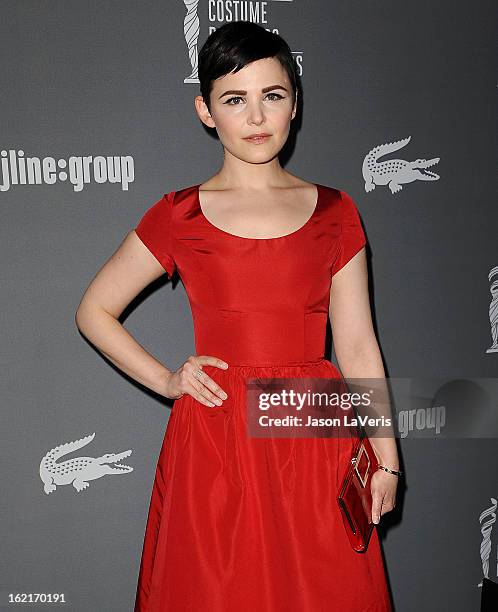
[75,230,228,407]
[328,247,399,471]
[75,230,174,396]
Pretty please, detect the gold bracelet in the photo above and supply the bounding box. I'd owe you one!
[377,464,403,477]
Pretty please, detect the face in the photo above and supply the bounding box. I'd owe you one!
[195,57,297,163]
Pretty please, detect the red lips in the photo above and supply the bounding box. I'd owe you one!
[244,133,271,139]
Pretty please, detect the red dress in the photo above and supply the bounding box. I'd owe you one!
[133,183,392,611]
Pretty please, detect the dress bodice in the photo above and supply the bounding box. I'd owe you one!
[134,183,366,366]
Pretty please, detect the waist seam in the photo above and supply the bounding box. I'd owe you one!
[221,357,328,368]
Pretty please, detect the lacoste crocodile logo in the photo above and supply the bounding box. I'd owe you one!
[362,136,440,194]
[39,432,133,494]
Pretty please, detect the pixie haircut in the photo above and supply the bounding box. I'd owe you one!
[198,21,299,114]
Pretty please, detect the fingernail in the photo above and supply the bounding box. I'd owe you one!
[220,392,228,399]
[222,362,229,369]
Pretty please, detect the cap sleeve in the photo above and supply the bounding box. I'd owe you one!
[331,190,367,276]
[134,191,176,278]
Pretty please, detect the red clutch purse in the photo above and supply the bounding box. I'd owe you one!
[337,433,379,553]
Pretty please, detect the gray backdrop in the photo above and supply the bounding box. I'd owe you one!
[1,2,496,611]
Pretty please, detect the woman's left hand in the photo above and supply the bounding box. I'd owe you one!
[370,469,399,524]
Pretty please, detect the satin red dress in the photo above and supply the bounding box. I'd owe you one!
[133,183,392,611]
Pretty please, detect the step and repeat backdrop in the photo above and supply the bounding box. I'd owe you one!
[1,2,496,611]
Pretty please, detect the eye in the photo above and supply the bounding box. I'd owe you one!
[225,96,244,105]
[266,92,284,101]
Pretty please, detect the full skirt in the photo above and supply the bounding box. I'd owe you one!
[134,358,392,611]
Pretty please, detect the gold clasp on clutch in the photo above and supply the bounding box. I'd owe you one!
[352,442,370,488]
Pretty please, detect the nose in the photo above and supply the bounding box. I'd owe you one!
[246,100,265,125]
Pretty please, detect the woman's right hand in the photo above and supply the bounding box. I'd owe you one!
[164,355,229,407]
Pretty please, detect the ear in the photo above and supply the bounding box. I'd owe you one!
[194,95,215,127]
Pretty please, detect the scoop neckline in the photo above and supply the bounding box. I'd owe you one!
[194,182,322,241]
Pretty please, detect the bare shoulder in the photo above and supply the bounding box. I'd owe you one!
[280,175,320,211]
[286,175,315,187]
[283,174,317,192]
[198,177,219,191]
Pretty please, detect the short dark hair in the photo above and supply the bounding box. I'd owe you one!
[198,21,299,114]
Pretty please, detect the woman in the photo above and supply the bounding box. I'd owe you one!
[75,21,400,611]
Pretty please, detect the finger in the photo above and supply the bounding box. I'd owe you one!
[190,370,226,406]
[192,370,226,406]
[195,355,230,370]
[193,369,228,402]
[187,356,229,400]
[183,356,229,406]
[381,495,396,514]
[186,379,218,408]
[371,493,384,524]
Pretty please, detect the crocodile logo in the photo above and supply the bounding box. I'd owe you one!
[362,136,440,194]
[39,432,133,494]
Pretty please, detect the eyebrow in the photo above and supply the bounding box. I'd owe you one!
[218,84,288,99]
